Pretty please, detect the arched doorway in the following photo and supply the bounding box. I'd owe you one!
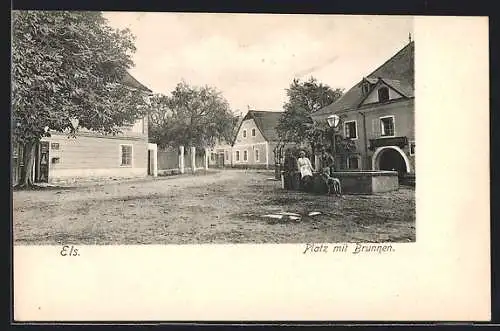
[372,146,411,177]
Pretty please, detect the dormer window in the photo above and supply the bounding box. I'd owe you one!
[378,87,389,103]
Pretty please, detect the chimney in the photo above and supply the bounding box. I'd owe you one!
[409,32,412,43]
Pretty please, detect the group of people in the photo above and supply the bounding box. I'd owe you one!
[287,147,341,195]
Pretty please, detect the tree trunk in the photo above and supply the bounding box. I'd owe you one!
[18,141,37,188]
[310,143,316,168]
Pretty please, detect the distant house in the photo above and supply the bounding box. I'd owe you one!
[311,40,415,179]
[207,113,243,169]
[12,71,156,185]
[207,138,233,168]
[231,110,283,169]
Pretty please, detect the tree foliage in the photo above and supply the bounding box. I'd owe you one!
[11,10,148,187]
[276,77,344,153]
[148,82,238,149]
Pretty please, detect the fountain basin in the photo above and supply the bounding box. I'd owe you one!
[334,170,399,194]
[280,170,399,194]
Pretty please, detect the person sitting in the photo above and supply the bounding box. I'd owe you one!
[297,150,314,191]
[318,147,341,196]
[319,147,335,177]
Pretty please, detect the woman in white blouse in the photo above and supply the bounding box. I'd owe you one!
[297,150,313,179]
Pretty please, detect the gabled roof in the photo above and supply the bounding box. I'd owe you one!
[122,71,153,94]
[364,77,378,84]
[381,78,414,98]
[233,110,283,144]
[357,78,413,107]
[313,41,414,117]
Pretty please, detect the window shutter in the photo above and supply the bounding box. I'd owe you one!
[371,119,380,138]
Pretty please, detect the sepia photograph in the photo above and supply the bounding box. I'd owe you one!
[11,11,491,322]
[12,12,415,245]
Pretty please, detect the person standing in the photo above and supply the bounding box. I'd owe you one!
[297,150,314,191]
[320,147,335,176]
[297,151,313,178]
[283,148,298,189]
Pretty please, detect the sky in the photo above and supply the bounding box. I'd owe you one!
[103,12,413,114]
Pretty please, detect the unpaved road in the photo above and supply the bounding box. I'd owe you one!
[13,169,415,244]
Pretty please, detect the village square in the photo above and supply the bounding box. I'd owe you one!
[12,12,415,245]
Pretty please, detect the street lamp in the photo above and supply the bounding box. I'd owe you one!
[326,114,341,172]
[327,114,340,129]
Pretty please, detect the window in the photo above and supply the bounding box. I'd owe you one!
[225,151,229,160]
[51,143,60,150]
[378,87,389,103]
[236,151,240,161]
[380,116,395,137]
[120,145,133,166]
[362,82,370,95]
[410,142,415,156]
[51,157,60,164]
[344,121,358,139]
[243,150,248,161]
[347,156,359,169]
[252,128,256,137]
[243,130,247,138]
[255,149,259,162]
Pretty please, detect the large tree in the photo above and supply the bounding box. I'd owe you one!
[148,82,238,150]
[11,11,149,187]
[276,77,345,157]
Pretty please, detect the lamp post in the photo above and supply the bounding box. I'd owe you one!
[326,114,341,172]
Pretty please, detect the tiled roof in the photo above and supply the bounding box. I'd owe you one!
[313,41,414,117]
[233,110,283,144]
[370,41,414,85]
[382,78,414,98]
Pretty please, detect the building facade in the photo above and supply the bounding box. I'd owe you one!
[311,41,415,178]
[39,117,151,182]
[230,110,283,169]
[12,72,156,185]
[207,139,233,168]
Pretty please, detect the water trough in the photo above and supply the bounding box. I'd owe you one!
[333,170,399,194]
[281,170,399,195]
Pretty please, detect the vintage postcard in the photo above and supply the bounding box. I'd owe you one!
[12,13,490,322]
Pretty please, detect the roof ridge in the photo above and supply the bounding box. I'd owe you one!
[123,71,152,93]
[312,41,414,118]
[248,109,283,113]
[366,41,414,79]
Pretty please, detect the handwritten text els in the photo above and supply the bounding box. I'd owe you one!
[60,245,80,256]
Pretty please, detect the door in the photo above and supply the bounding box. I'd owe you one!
[378,148,407,179]
[216,153,225,168]
[36,141,50,183]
